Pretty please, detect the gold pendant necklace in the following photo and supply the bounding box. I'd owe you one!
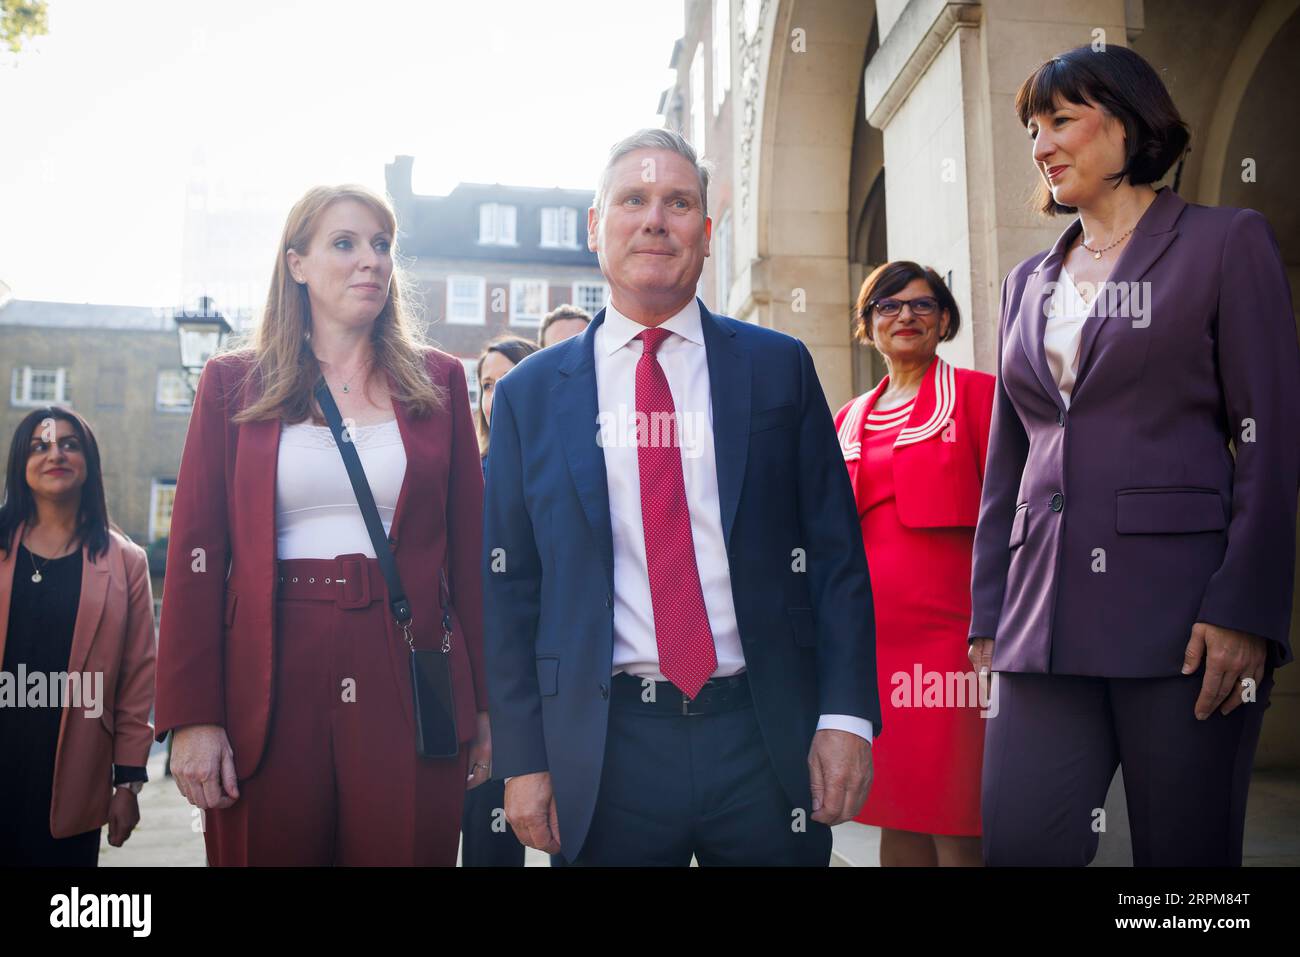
[26,529,77,583]
[1080,225,1135,260]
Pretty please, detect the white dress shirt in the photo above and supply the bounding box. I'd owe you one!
[1045,269,1091,407]
[595,299,872,742]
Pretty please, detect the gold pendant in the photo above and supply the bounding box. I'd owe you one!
[32,571,41,583]
[1093,250,1102,260]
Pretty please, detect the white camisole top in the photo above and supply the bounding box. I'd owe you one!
[1044,268,1092,407]
[275,418,407,560]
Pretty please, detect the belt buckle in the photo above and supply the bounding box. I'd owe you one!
[336,555,371,609]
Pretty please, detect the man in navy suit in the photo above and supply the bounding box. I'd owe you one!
[482,128,878,865]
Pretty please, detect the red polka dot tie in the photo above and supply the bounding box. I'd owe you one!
[635,327,717,700]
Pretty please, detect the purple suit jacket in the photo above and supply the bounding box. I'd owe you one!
[970,187,1300,676]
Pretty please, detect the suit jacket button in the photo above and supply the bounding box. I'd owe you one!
[1056,409,1065,426]
[1050,492,1064,512]
[600,684,609,700]
[606,593,613,608]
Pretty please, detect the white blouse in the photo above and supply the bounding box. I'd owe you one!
[1044,268,1092,407]
[275,418,407,560]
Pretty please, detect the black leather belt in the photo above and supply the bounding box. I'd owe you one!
[611,672,751,716]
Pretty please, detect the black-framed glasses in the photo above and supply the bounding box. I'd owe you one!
[871,296,939,318]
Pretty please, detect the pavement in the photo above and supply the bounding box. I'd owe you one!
[100,747,1300,867]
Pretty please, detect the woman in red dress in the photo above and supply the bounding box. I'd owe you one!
[834,261,994,866]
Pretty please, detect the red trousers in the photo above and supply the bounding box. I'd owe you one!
[203,557,467,866]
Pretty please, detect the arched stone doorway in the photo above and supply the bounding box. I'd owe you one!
[736,0,878,410]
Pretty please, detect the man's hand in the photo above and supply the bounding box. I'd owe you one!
[968,638,994,705]
[466,711,492,790]
[106,788,140,846]
[171,724,239,810]
[504,771,560,854]
[1183,622,1267,719]
[808,729,872,826]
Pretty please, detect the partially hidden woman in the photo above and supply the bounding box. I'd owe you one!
[970,45,1300,866]
[459,334,536,867]
[154,184,492,865]
[834,263,993,866]
[0,407,155,865]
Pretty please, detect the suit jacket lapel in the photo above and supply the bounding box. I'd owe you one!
[385,369,418,543]
[894,356,956,449]
[556,311,615,589]
[700,303,751,548]
[1072,187,1183,395]
[1019,222,1080,414]
[66,537,112,677]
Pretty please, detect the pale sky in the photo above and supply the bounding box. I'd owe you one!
[0,0,683,308]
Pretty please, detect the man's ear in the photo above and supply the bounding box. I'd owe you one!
[703,215,712,257]
[587,206,600,253]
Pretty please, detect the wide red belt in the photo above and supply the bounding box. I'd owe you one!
[276,554,387,609]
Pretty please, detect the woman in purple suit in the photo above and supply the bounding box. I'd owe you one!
[969,45,1299,866]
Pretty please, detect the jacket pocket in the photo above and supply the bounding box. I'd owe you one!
[1115,487,1227,534]
[1008,503,1029,548]
[750,403,797,434]
[788,607,817,648]
[535,655,559,696]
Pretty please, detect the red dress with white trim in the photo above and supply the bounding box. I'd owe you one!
[834,357,995,836]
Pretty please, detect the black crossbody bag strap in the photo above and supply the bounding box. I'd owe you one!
[313,378,412,633]
[313,378,459,758]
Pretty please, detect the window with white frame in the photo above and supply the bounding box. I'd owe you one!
[149,479,177,542]
[156,369,193,411]
[460,358,480,412]
[713,0,731,116]
[446,275,486,324]
[572,281,608,315]
[478,203,517,245]
[540,207,578,248]
[690,42,706,153]
[715,209,733,312]
[509,279,549,326]
[11,366,68,407]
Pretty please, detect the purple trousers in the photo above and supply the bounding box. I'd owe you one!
[981,665,1273,866]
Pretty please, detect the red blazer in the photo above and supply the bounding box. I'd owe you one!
[834,357,995,527]
[153,348,488,780]
[0,525,156,838]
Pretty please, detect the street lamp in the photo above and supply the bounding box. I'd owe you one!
[174,295,231,391]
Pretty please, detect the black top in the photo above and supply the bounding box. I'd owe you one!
[0,544,145,793]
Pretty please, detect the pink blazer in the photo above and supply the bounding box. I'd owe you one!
[0,524,157,838]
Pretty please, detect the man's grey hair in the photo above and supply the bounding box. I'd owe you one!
[593,128,712,218]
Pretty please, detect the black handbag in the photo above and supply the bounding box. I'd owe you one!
[314,377,459,758]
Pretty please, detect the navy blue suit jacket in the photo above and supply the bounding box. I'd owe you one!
[482,302,878,861]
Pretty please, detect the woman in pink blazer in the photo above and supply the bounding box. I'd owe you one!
[0,406,156,865]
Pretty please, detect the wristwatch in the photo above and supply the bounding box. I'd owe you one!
[115,781,144,796]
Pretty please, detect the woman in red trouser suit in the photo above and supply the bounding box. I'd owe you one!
[154,184,492,865]
[834,262,994,866]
